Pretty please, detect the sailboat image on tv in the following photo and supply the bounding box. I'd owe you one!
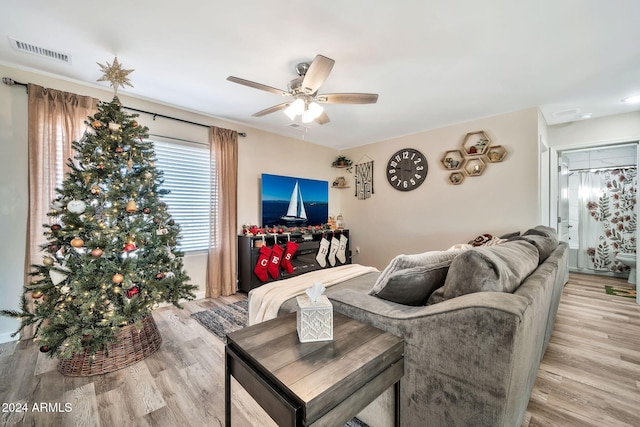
[281,181,308,223]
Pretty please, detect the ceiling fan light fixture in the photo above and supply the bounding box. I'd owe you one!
[307,101,323,117]
[301,110,315,123]
[284,99,305,120]
[301,101,323,123]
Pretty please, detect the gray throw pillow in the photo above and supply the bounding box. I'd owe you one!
[499,231,521,239]
[436,240,539,301]
[370,249,463,295]
[372,262,450,306]
[509,234,558,263]
[523,225,559,243]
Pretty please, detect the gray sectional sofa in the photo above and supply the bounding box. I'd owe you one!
[279,226,569,427]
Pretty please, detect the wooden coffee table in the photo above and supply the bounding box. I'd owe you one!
[225,311,404,427]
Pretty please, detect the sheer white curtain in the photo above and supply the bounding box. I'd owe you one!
[577,171,602,270]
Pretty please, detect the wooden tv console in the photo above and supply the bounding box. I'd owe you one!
[237,230,351,293]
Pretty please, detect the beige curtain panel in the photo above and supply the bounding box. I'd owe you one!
[25,84,97,337]
[207,126,238,298]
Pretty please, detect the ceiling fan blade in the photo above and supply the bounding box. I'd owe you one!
[317,93,379,104]
[252,102,290,117]
[227,76,289,96]
[315,111,330,125]
[300,55,335,94]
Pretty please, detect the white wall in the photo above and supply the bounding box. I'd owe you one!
[340,108,542,269]
[0,64,338,342]
[548,111,640,149]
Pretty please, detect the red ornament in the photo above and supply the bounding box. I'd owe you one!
[126,286,140,298]
[124,243,136,252]
[39,345,50,353]
[155,272,164,280]
[115,146,124,153]
[143,207,151,214]
[51,224,61,231]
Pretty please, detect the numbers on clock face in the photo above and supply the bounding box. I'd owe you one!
[386,148,428,191]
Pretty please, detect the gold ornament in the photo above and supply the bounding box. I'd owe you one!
[70,237,84,248]
[131,120,138,128]
[96,57,134,96]
[91,120,103,129]
[32,290,44,299]
[91,186,101,195]
[126,200,137,213]
[112,273,124,284]
[43,256,54,266]
[91,248,104,258]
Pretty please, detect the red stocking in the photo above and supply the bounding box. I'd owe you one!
[268,244,284,279]
[281,241,299,274]
[253,245,271,282]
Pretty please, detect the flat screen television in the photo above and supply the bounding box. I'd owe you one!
[261,173,328,228]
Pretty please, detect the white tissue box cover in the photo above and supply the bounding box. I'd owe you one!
[296,294,333,342]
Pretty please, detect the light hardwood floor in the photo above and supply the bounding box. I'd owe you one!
[0,273,638,426]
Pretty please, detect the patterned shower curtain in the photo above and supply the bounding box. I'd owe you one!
[577,168,637,272]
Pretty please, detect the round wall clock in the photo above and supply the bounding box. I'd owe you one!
[386,148,428,191]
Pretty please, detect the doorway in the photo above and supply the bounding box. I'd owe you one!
[558,144,638,278]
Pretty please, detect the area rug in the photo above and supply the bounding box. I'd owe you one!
[191,300,370,427]
[191,300,248,342]
[604,285,637,299]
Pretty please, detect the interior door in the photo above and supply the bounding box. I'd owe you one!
[558,153,570,243]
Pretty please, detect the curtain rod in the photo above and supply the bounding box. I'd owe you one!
[569,165,636,174]
[2,77,246,137]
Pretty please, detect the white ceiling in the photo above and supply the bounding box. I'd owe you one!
[1,1,639,149]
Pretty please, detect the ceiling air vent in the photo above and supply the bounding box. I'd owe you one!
[286,123,310,132]
[9,37,71,63]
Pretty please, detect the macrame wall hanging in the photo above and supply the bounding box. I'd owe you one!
[355,155,374,200]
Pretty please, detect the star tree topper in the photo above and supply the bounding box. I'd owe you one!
[97,57,134,96]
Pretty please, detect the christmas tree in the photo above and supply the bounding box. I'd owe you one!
[2,59,197,359]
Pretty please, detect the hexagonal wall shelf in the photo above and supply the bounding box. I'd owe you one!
[441,150,464,170]
[462,130,491,156]
[449,172,465,185]
[463,157,486,177]
[486,145,507,162]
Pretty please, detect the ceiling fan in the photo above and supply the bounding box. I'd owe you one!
[227,54,378,125]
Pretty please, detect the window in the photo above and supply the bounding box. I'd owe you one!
[151,137,211,252]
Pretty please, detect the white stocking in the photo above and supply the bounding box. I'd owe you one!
[337,234,348,264]
[328,236,339,267]
[316,237,329,267]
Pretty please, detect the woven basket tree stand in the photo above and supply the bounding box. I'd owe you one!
[57,315,162,377]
